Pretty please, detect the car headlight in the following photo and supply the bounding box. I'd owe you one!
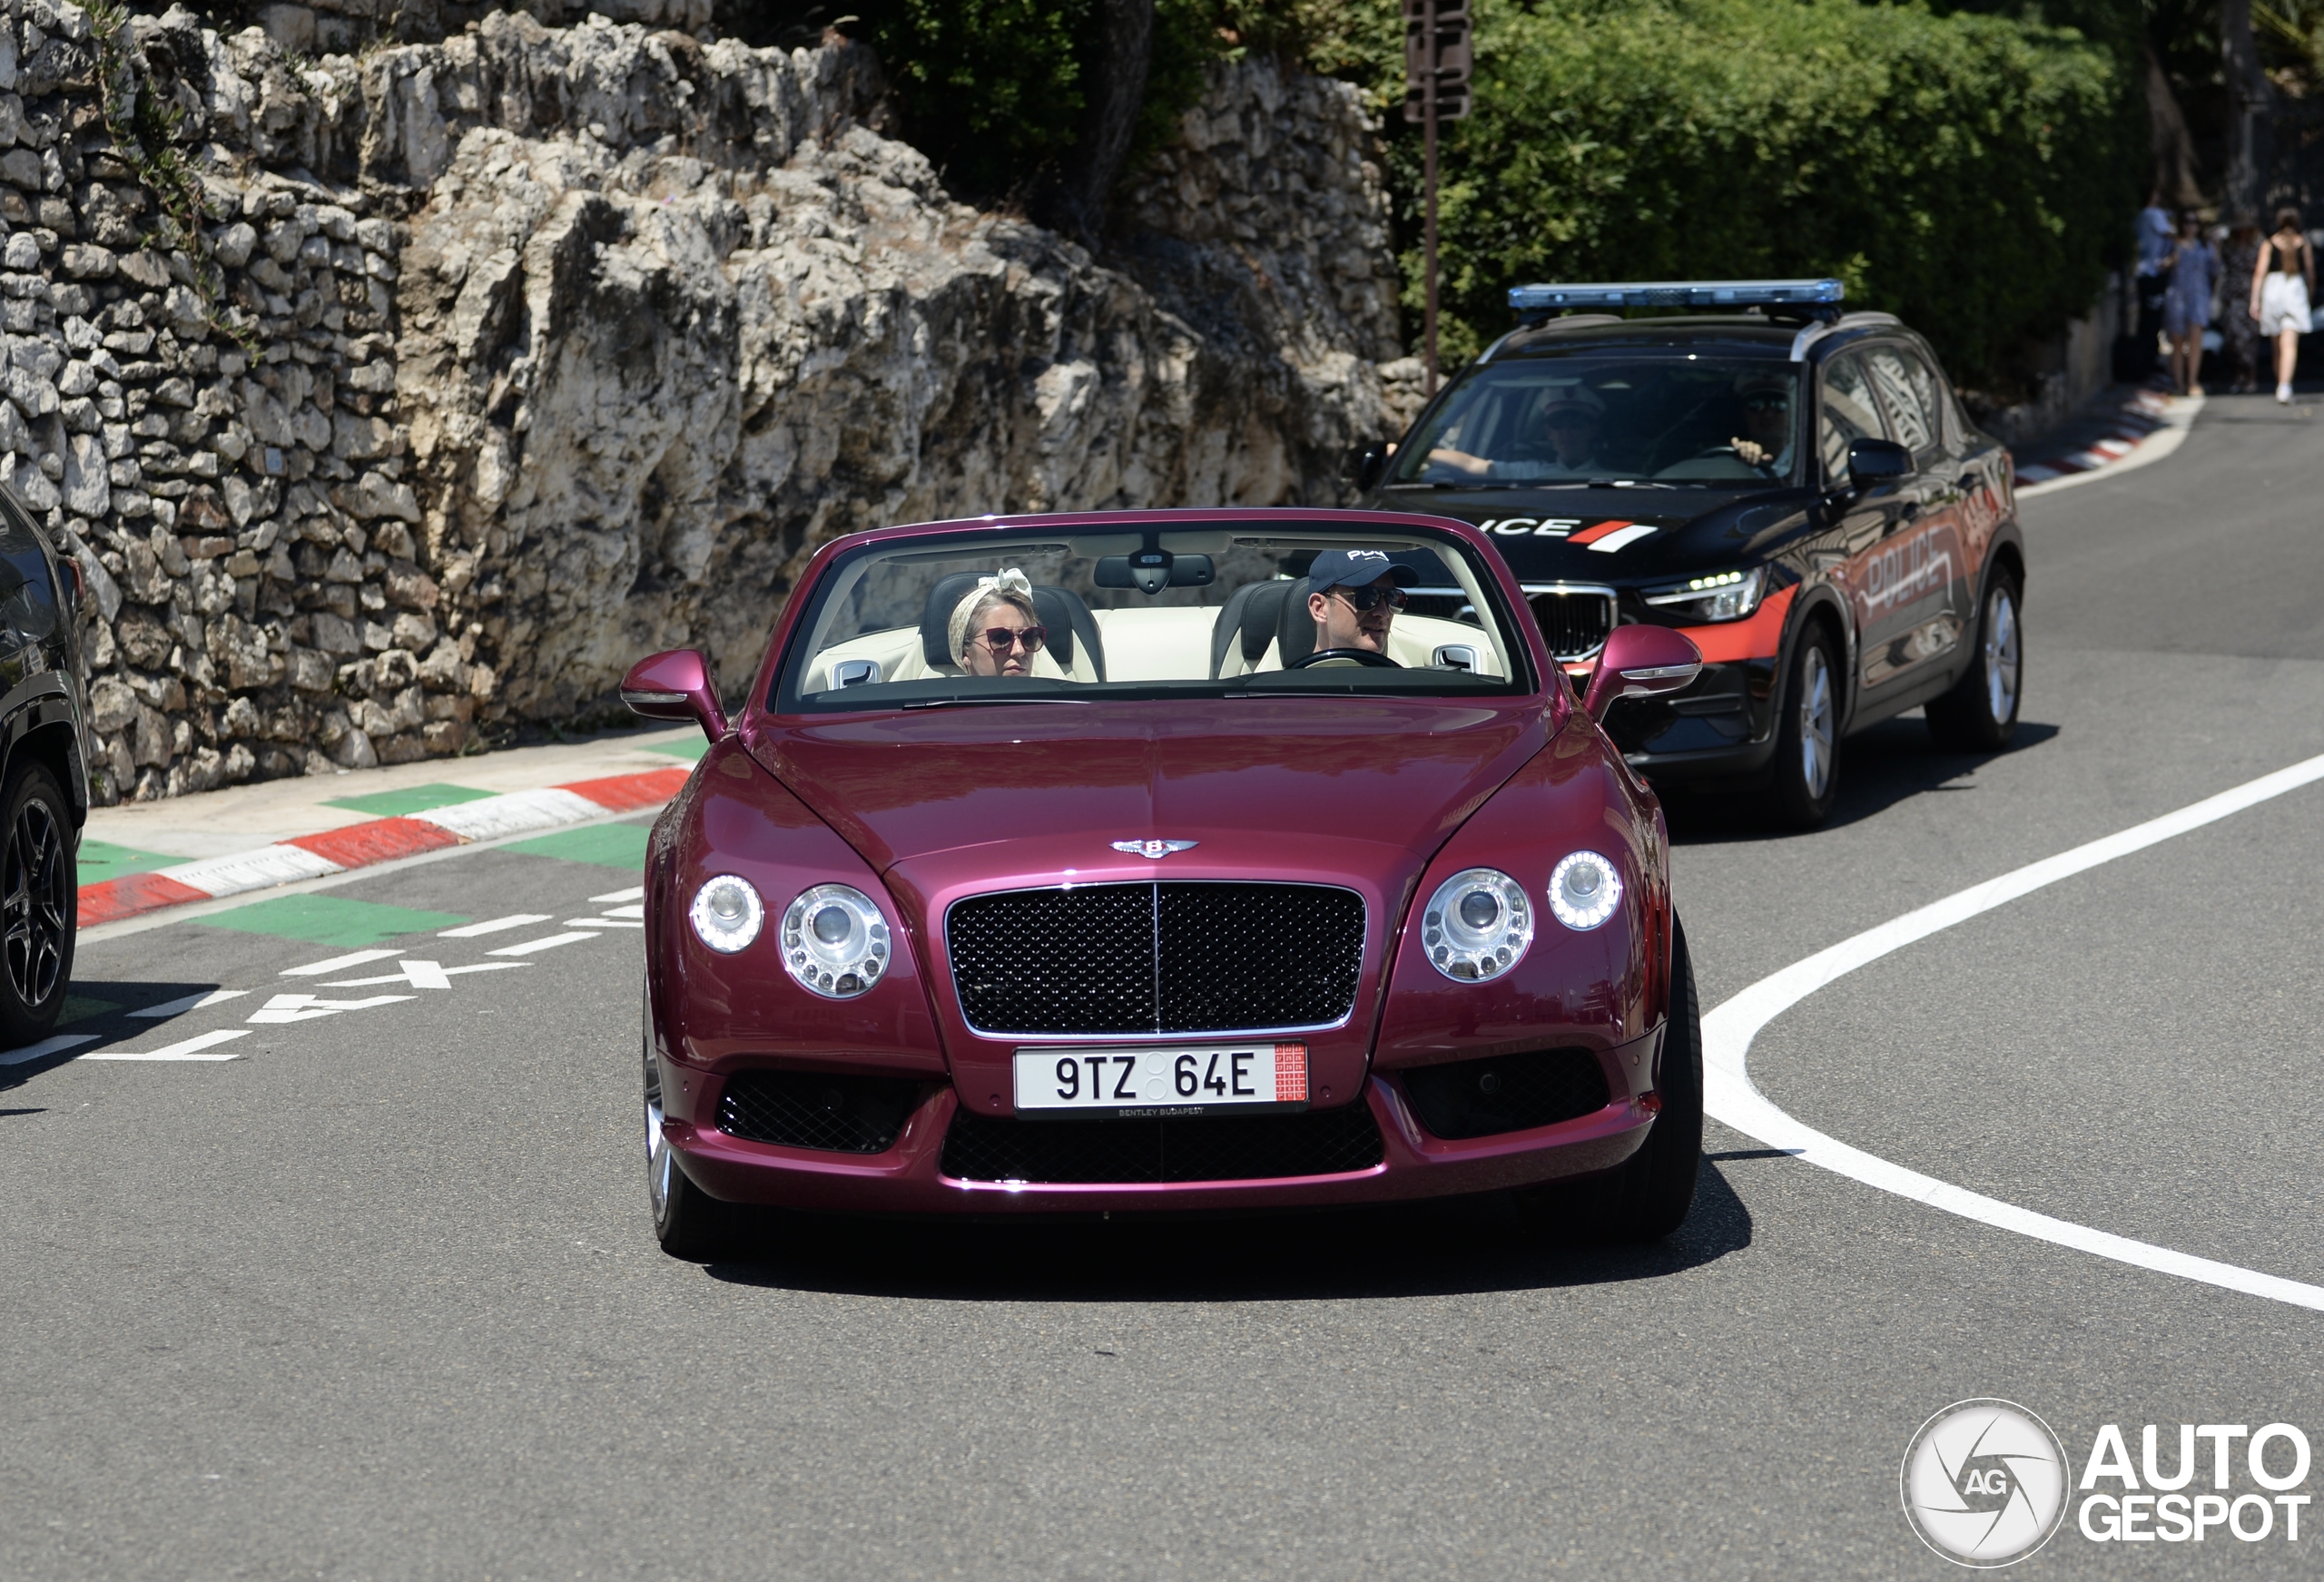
[1644,565,1766,623]
[1549,850,1623,931]
[780,883,891,998]
[689,875,764,954]
[1422,868,1534,982]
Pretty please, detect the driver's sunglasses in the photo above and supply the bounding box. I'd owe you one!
[1743,392,1790,413]
[1333,585,1410,614]
[977,625,1048,653]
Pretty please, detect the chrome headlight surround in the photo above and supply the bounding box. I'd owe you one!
[1549,850,1623,931]
[780,883,891,999]
[689,874,764,954]
[1421,867,1535,982]
[1643,565,1767,624]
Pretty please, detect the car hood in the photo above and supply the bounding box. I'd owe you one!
[1383,486,1815,583]
[751,698,1548,901]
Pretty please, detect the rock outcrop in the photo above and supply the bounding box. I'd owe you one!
[0,0,1407,800]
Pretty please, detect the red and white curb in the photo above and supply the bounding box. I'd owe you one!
[78,767,690,929]
[2012,388,2197,496]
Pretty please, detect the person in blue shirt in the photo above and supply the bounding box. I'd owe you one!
[2162,213,2220,397]
[2135,193,2176,376]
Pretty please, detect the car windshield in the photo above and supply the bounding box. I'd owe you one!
[1388,352,1804,488]
[773,525,1533,711]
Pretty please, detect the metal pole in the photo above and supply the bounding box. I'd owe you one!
[1423,0,1439,396]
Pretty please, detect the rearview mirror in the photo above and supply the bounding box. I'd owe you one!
[1581,625,1703,722]
[620,648,729,742]
[1845,437,1912,492]
[1094,551,1214,594]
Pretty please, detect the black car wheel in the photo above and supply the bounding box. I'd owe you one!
[1767,625,1841,828]
[1925,571,2023,752]
[0,759,73,1046]
[645,989,730,1259]
[1516,923,1702,1243]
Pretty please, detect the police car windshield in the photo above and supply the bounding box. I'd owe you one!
[1390,355,1804,488]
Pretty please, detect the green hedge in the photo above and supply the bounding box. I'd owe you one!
[1382,0,2143,383]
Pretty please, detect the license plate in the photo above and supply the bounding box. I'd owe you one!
[1013,1042,1309,1117]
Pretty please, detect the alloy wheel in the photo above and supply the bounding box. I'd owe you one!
[1984,587,2021,725]
[1797,644,1835,800]
[4,793,65,1011]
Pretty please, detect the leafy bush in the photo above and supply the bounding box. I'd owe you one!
[1374,0,2142,383]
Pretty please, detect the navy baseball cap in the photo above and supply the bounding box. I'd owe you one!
[1308,549,1419,591]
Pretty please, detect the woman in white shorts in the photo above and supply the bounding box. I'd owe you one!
[2250,206,2314,404]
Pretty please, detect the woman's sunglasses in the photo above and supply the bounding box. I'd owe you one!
[1332,585,1410,614]
[976,625,1048,654]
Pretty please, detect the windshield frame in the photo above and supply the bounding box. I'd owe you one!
[1385,348,1807,491]
[763,516,1544,716]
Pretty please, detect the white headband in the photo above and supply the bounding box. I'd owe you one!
[948,567,1034,663]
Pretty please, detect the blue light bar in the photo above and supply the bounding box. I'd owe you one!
[1508,278,1846,312]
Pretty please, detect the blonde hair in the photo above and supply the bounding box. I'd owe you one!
[948,568,1036,664]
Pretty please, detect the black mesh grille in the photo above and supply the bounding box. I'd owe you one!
[716,1069,928,1154]
[1529,591,1615,661]
[940,1103,1385,1184]
[947,882,1364,1036]
[1398,1048,1610,1140]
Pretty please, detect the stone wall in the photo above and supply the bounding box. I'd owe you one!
[4,1,1406,801]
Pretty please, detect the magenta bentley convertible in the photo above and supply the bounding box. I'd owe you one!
[621,509,1706,1256]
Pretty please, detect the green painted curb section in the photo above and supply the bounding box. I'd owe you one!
[503,822,652,870]
[647,737,708,762]
[196,894,470,947]
[78,839,180,888]
[323,782,495,817]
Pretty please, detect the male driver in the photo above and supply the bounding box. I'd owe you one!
[1305,548,1416,661]
[1428,384,1605,480]
[1728,374,1797,476]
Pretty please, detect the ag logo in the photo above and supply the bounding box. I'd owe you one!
[1900,1400,2070,1567]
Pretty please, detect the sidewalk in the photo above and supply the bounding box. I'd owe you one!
[79,725,706,930]
[2007,385,2200,496]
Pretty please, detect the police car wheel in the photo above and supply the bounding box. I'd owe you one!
[1767,627,1840,829]
[1925,571,2023,753]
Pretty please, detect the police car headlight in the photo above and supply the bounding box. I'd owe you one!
[1422,868,1534,982]
[1644,566,1767,623]
[1549,850,1623,931]
[780,883,891,999]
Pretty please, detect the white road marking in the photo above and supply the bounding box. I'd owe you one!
[316,962,532,988]
[0,1033,100,1066]
[597,904,644,919]
[590,886,645,905]
[437,914,552,938]
[129,988,250,1018]
[564,918,644,929]
[1706,749,2324,1312]
[247,993,416,1024]
[487,931,600,957]
[84,1029,251,1062]
[281,948,399,977]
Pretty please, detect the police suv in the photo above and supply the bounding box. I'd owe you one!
[1353,279,2026,826]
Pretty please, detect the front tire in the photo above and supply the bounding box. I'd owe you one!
[1517,923,1703,1243]
[1767,626,1840,829]
[1925,571,2023,752]
[645,999,729,1259]
[0,759,74,1047]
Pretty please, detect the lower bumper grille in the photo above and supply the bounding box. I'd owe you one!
[1528,589,1616,661]
[716,1069,928,1154]
[940,1103,1385,1184]
[1398,1048,1610,1140]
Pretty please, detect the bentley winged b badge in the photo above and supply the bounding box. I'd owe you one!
[1111,839,1199,859]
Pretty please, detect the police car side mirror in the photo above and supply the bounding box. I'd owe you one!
[1845,437,1912,492]
[1344,442,1393,493]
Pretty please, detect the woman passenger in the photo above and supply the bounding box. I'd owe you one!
[948,569,1049,678]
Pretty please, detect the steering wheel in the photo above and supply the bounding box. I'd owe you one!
[1288,647,1402,670]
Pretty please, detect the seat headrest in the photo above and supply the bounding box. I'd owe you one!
[920,573,1102,679]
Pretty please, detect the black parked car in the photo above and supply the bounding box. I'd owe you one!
[0,487,87,1045]
[1353,279,2026,826]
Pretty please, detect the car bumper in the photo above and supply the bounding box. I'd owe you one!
[1613,655,1783,783]
[664,1072,1658,1216]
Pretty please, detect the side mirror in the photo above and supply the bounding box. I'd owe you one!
[1344,441,1393,494]
[620,648,729,742]
[1581,625,1702,722]
[1844,437,1912,493]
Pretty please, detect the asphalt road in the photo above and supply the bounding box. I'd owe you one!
[7,392,2324,1580]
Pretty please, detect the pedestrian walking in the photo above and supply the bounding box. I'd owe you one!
[2163,213,2219,396]
[2250,206,2315,405]
[2220,219,2265,392]
[2134,191,2175,379]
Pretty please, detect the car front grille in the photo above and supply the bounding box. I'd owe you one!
[1527,588,1617,661]
[946,881,1364,1037]
[716,1069,928,1154]
[1397,1047,1611,1140]
[939,1103,1386,1184]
